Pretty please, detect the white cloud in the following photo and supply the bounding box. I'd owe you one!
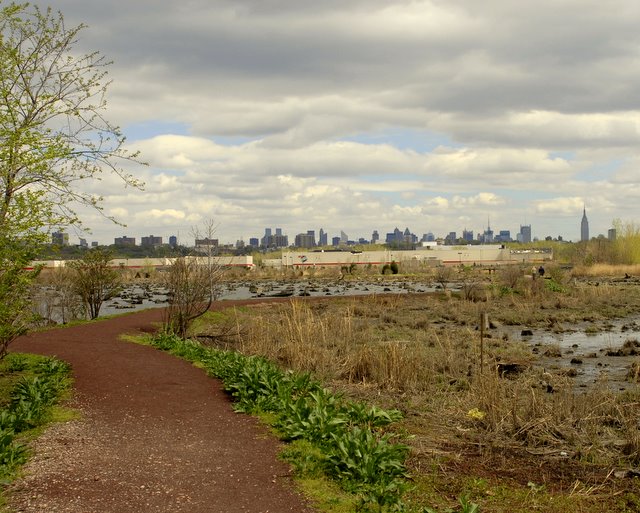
[452,193,506,208]
[534,197,585,216]
[26,0,640,243]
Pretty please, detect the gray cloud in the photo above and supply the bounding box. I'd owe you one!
[25,0,640,242]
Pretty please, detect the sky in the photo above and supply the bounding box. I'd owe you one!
[29,0,640,245]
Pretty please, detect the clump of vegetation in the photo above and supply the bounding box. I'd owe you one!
[149,332,409,511]
[0,354,71,481]
[68,248,122,320]
[382,261,400,275]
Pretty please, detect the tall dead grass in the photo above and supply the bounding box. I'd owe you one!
[208,291,640,466]
[572,263,640,277]
[460,370,640,462]
[237,298,475,392]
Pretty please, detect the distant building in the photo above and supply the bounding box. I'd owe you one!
[52,231,69,246]
[483,223,494,243]
[261,228,272,247]
[519,225,532,243]
[386,227,403,244]
[261,228,288,248]
[169,235,177,247]
[114,235,135,246]
[332,236,341,246]
[272,234,289,248]
[318,228,328,246]
[340,230,348,245]
[496,230,511,243]
[249,237,259,248]
[91,241,99,248]
[608,228,616,241]
[195,237,218,250]
[371,230,380,244]
[294,232,315,248]
[462,229,474,243]
[141,235,163,247]
[307,230,316,246]
[581,207,589,241]
[445,232,457,244]
[79,238,88,248]
[403,227,417,244]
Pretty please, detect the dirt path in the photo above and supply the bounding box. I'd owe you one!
[7,304,315,513]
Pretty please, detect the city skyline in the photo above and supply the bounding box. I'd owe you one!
[31,1,640,245]
[61,210,604,248]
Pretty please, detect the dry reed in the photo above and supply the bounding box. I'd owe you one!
[202,288,640,468]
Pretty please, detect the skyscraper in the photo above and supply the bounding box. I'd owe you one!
[581,207,589,241]
[519,225,531,243]
[318,228,328,246]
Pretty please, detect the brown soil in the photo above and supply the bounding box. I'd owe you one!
[7,302,316,513]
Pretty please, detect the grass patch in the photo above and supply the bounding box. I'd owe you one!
[0,353,73,505]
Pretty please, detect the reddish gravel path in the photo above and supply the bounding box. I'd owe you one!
[8,303,315,513]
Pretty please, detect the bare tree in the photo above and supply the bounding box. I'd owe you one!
[163,220,225,338]
[69,249,121,319]
[32,267,83,324]
[458,266,484,301]
[434,265,454,291]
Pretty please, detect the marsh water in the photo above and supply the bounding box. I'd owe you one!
[98,279,639,390]
[100,278,439,316]
[504,317,640,390]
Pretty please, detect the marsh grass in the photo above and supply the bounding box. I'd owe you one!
[215,292,640,462]
[572,263,640,277]
[197,280,640,512]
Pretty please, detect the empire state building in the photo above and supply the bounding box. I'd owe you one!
[581,207,589,241]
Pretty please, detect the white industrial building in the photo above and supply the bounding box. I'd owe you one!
[282,245,552,269]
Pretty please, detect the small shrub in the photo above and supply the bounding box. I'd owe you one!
[0,429,27,476]
[325,426,410,505]
[6,355,28,373]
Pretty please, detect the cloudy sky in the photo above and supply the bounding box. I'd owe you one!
[32,0,640,245]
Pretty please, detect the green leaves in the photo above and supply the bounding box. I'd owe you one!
[0,233,43,358]
[150,334,410,511]
[0,355,70,478]
[0,2,143,233]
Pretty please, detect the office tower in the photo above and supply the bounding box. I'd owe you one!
[581,207,589,241]
[318,228,328,246]
[52,231,69,246]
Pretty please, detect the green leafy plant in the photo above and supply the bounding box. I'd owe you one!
[0,428,27,475]
[0,356,71,480]
[149,333,410,511]
[275,388,348,443]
